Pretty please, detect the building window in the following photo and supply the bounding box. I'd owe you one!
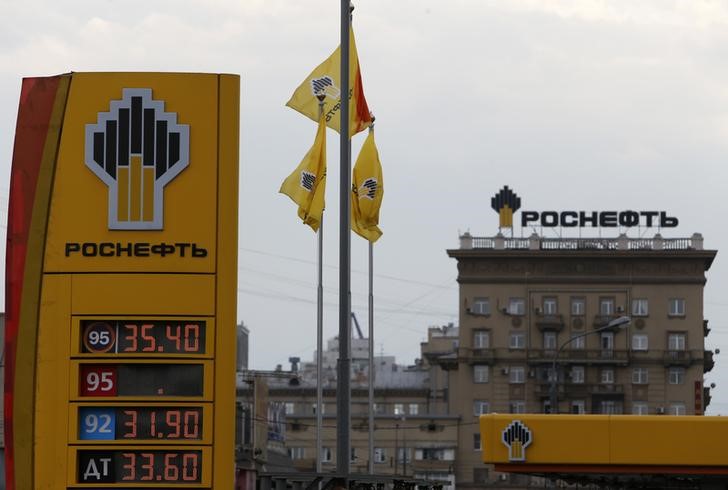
[509,366,525,384]
[632,402,648,415]
[473,468,489,484]
[601,332,614,353]
[288,447,305,460]
[373,403,386,415]
[632,368,649,385]
[509,401,526,414]
[415,448,455,461]
[669,367,686,385]
[396,448,411,463]
[571,297,586,316]
[570,366,585,384]
[473,330,490,349]
[599,297,615,315]
[321,447,333,462]
[284,402,295,415]
[632,299,649,317]
[543,297,558,314]
[471,297,490,315]
[374,448,387,463]
[601,368,614,384]
[350,447,357,463]
[543,332,557,350]
[600,400,619,414]
[394,403,405,415]
[312,403,324,415]
[668,298,686,317]
[409,403,419,415]
[570,334,585,350]
[473,400,490,416]
[668,333,686,351]
[473,365,489,383]
[571,400,586,414]
[669,403,686,416]
[508,298,526,316]
[509,332,526,349]
[473,433,481,451]
[632,334,648,351]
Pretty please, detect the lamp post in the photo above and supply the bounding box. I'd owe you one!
[549,315,630,414]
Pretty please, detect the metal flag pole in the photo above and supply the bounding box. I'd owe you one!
[315,97,325,476]
[367,239,374,475]
[336,0,352,478]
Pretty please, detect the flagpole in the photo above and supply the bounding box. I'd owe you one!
[336,0,352,478]
[367,239,374,475]
[315,97,325,477]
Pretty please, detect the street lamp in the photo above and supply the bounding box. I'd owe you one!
[548,315,631,414]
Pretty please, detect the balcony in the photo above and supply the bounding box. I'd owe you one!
[458,347,526,365]
[663,350,692,366]
[527,349,629,365]
[459,233,705,251]
[535,313,565,332]
[535,382,589,398]
[705,350,715,373]
[589,383,624,395]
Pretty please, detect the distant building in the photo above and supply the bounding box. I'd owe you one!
[237,322,249,372]
[443,232,716,488]
[267,332,459,489]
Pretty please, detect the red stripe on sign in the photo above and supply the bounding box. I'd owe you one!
[5,75,64,490]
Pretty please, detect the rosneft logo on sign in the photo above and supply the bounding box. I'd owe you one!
[85,88,190,230]
[501,420,532,462]
[491,186,521,228]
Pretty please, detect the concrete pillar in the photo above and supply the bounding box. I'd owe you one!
[652,233,664,250]
[459,231,473,249]
[529,232,540,251]
[691,232,704,250]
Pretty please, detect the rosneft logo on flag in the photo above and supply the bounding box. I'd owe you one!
[501,420,532,462]
[85,88,190,230]
[310,76,340,100]
[491,186,521,228]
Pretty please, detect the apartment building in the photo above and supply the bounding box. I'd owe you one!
[266,336,460,488]
[443,232,716,488]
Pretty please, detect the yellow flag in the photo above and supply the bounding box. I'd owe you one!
[279,114,327,231]
[351,129,383,242]
[286,27,372,137]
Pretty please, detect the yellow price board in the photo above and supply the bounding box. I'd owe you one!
[6,72,238,490]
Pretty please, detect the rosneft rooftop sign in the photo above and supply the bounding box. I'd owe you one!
[491,186,678,228]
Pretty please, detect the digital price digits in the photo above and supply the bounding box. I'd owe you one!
[81,320,206,354]
[77,450,202,483]
[80,407,203,440]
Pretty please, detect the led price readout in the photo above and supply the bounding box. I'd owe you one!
[79,364,204,397]
[81,320,206,354]
[77,450,202,484]
[79,407,203,440]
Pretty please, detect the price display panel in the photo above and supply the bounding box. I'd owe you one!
[71,404,212,443]
[75,318,213,357]
[71,361,214,400]
[70,446,212,486]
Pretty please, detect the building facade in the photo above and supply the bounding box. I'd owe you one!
[266,335,460,488]
[443,232,716,488]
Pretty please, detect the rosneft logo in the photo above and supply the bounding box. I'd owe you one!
[85,88,190,230]
[502,420,532,462]
[310,76,340,100]
[491,186,521,228]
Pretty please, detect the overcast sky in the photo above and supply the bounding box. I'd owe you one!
[2,0,728,413]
